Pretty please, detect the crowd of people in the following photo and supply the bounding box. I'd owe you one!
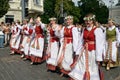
[1,13,120,80]
[0,22,11,48]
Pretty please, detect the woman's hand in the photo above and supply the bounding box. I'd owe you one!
[27,38,31,43]
[70,55,79,69]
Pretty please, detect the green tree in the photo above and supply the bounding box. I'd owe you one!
[55,0,81,23]
[41,0,81,24]
[40,0,56,23]
[78,0,109,23]
[0,0,9,18]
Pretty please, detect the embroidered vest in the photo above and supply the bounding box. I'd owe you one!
[35,25,44,38]
[83,27,96,51]
[64,27,73,43]
[50,28,59,42]
[106,28,116,41]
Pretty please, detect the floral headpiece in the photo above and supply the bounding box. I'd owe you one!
[65,15,73,20]
[83,15,96,21]
[49,17,57,21]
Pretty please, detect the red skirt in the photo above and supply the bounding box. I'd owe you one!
[25,55,31,59]
[10,44,21,54]
[10,47,21,54]
[61,68,70,75]
[31,55,45,63]
[47,64,56,71]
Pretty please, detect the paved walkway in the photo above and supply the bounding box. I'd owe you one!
[0,47,120,80]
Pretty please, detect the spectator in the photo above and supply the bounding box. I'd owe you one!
[3,23,11,46]
[0,24,4,48]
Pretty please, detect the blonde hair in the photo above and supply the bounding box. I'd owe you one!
[84,13,96,21]
[108,18,116,25]
[36,17,41,22]
[65,15,73,22]
[84,13,96,26]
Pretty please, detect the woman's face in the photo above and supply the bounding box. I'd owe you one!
[85,20,93,27]
[66,18,73,26]
[50,20,56,25]
[35,19,40,25]
[12,23,14,26]
[108,21,114,27]
[23,20,27,25]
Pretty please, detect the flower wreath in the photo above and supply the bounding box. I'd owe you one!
[83,15,96,21]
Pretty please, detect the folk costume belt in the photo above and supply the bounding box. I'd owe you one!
[50,37,59,42]
[64,37,73,44]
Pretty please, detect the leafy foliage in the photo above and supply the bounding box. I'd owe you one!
[40,0,56,23]
[0,0,9,18]
[55,0,81,23]
[78,0,109,23]
[41,0,81,24]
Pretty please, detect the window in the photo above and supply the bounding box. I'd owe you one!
[5,15,14,24]
[34,0,41,5]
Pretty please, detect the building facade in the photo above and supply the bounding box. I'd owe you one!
[109,0,120,24]
[0,0,44,23]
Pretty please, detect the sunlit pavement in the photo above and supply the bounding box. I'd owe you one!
[0,47,120,80]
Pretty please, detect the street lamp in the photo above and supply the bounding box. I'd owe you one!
[109,0,114,18]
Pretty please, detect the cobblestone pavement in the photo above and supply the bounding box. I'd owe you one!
[0,47,120,80]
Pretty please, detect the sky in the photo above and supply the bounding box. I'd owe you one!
[103,0,118,6]
[72,0,119,7]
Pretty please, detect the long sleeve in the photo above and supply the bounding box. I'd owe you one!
[75,30,84,55]
[94,28,106,61]
[16,24,22,30]
[72,27,79,53]
[55,27,64,45]
[55,27,64,38]
[116,28,120,45]
[26,24,34,35]
[24,30,29,35]
[29,25,35,39]
[40,22,46,30]
[14,25,21,37]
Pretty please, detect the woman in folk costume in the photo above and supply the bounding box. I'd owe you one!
[10,20,22,54]
[56,16,79,76]
[95,21,106,62]
[20,19,29,57]
[10,22,17,54]
[69,13,104,80]
[29,17,46,64]
[21,18,34,60]
[46,17,60,71]
[103,19,120,70]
